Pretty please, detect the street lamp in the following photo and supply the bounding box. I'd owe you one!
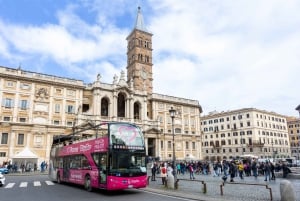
[169,107,176,183]
[272,141,274,161]
[295,105,300,164]
[238,114,244,156]
[296,105,300,117]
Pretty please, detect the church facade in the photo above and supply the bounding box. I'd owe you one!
[0,7,202,167]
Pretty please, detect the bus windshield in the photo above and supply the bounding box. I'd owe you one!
[109,152,146,176]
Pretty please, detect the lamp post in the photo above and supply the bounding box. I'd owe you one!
[295,105,300,164]
[169,107,176,183]
[298,142,300,166]
[272,141,274,161]
[296,104,300,117]
[238,114,244,156]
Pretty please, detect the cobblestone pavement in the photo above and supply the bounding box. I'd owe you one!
[145,172,300,201]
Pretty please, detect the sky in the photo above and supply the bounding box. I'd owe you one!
[0,0,300,117]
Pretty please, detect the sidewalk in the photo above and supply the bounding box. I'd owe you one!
[145,172,300,201]
[5,170,48,176]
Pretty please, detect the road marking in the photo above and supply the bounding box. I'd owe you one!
[45,180,55,185]
[20,182,27,187]
[4,183,15,188]
[3,181,55,189]
[34,181,41,186]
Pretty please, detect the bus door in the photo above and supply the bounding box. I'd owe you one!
[92,152,107,185]
[99,154,107,184]
[63,157,70,180]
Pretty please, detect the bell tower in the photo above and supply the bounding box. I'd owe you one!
[126,7,153,94]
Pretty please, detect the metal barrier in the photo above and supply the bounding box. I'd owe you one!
[220,182,273,201]
[175,178,207,194]
[147,176,206,194]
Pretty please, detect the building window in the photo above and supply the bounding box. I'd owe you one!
[161,140,164,149]
[67,89,75,96]
[66,105,75,114]
[192,142,196,149]
[2,98,14,108]
[19,100,29,110]
[6,81,14,87]
[19,117,26,122]
[101,98,109,116]
[0,152,6,157]
[168,141,171,149]
[55,104,60,113]
[175,128,181,134]
[134,102,141,120]
[17,134,24,145]
[3,116,10,121]
[20,83,31,90]
[186,141,189,149]
[1,133,8,144]
[66,121,73,126]
[55,88,62,94]
[53,120,60,125]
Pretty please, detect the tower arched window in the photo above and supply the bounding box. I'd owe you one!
[117,93,126,117]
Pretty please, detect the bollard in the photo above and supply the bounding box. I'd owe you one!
[202,181,207,194]
[280,180,296,201]
[175,179,179,189]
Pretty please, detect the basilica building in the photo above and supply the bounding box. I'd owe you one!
[0,7,202,167]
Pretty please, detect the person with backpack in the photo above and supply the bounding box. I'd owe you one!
[189,163,195,180]
[160,163,167,185]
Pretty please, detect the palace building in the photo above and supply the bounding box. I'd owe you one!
[0,7,203,167]
[200,108,291,161]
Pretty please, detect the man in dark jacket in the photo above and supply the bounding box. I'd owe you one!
[229,161,236,182]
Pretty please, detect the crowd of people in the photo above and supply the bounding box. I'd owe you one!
[150,158,292,185]
[1,161,48,173]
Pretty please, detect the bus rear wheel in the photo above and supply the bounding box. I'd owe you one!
[84,175,92,192]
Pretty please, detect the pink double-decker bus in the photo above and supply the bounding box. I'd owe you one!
[48,122,147,191]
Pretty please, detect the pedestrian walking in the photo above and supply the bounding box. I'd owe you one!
[237,161,244,179]
[229,160,236,182]
[270,162,276,180]
[264,161,271,181]
[189,163,195,180]
[160,163,167,185]
[151,162,158,181]
[251,158,258,179]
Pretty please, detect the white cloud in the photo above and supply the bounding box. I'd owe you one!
[0,0,299,116]
[149,0,300,116]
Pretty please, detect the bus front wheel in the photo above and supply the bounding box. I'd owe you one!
[84,175,92,192]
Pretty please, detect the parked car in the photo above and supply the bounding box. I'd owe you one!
[0,167,8,174]
[0,173,5,186]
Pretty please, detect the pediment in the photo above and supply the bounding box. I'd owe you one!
[144,127,161,134]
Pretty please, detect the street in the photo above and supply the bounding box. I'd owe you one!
[0,174,191,201]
